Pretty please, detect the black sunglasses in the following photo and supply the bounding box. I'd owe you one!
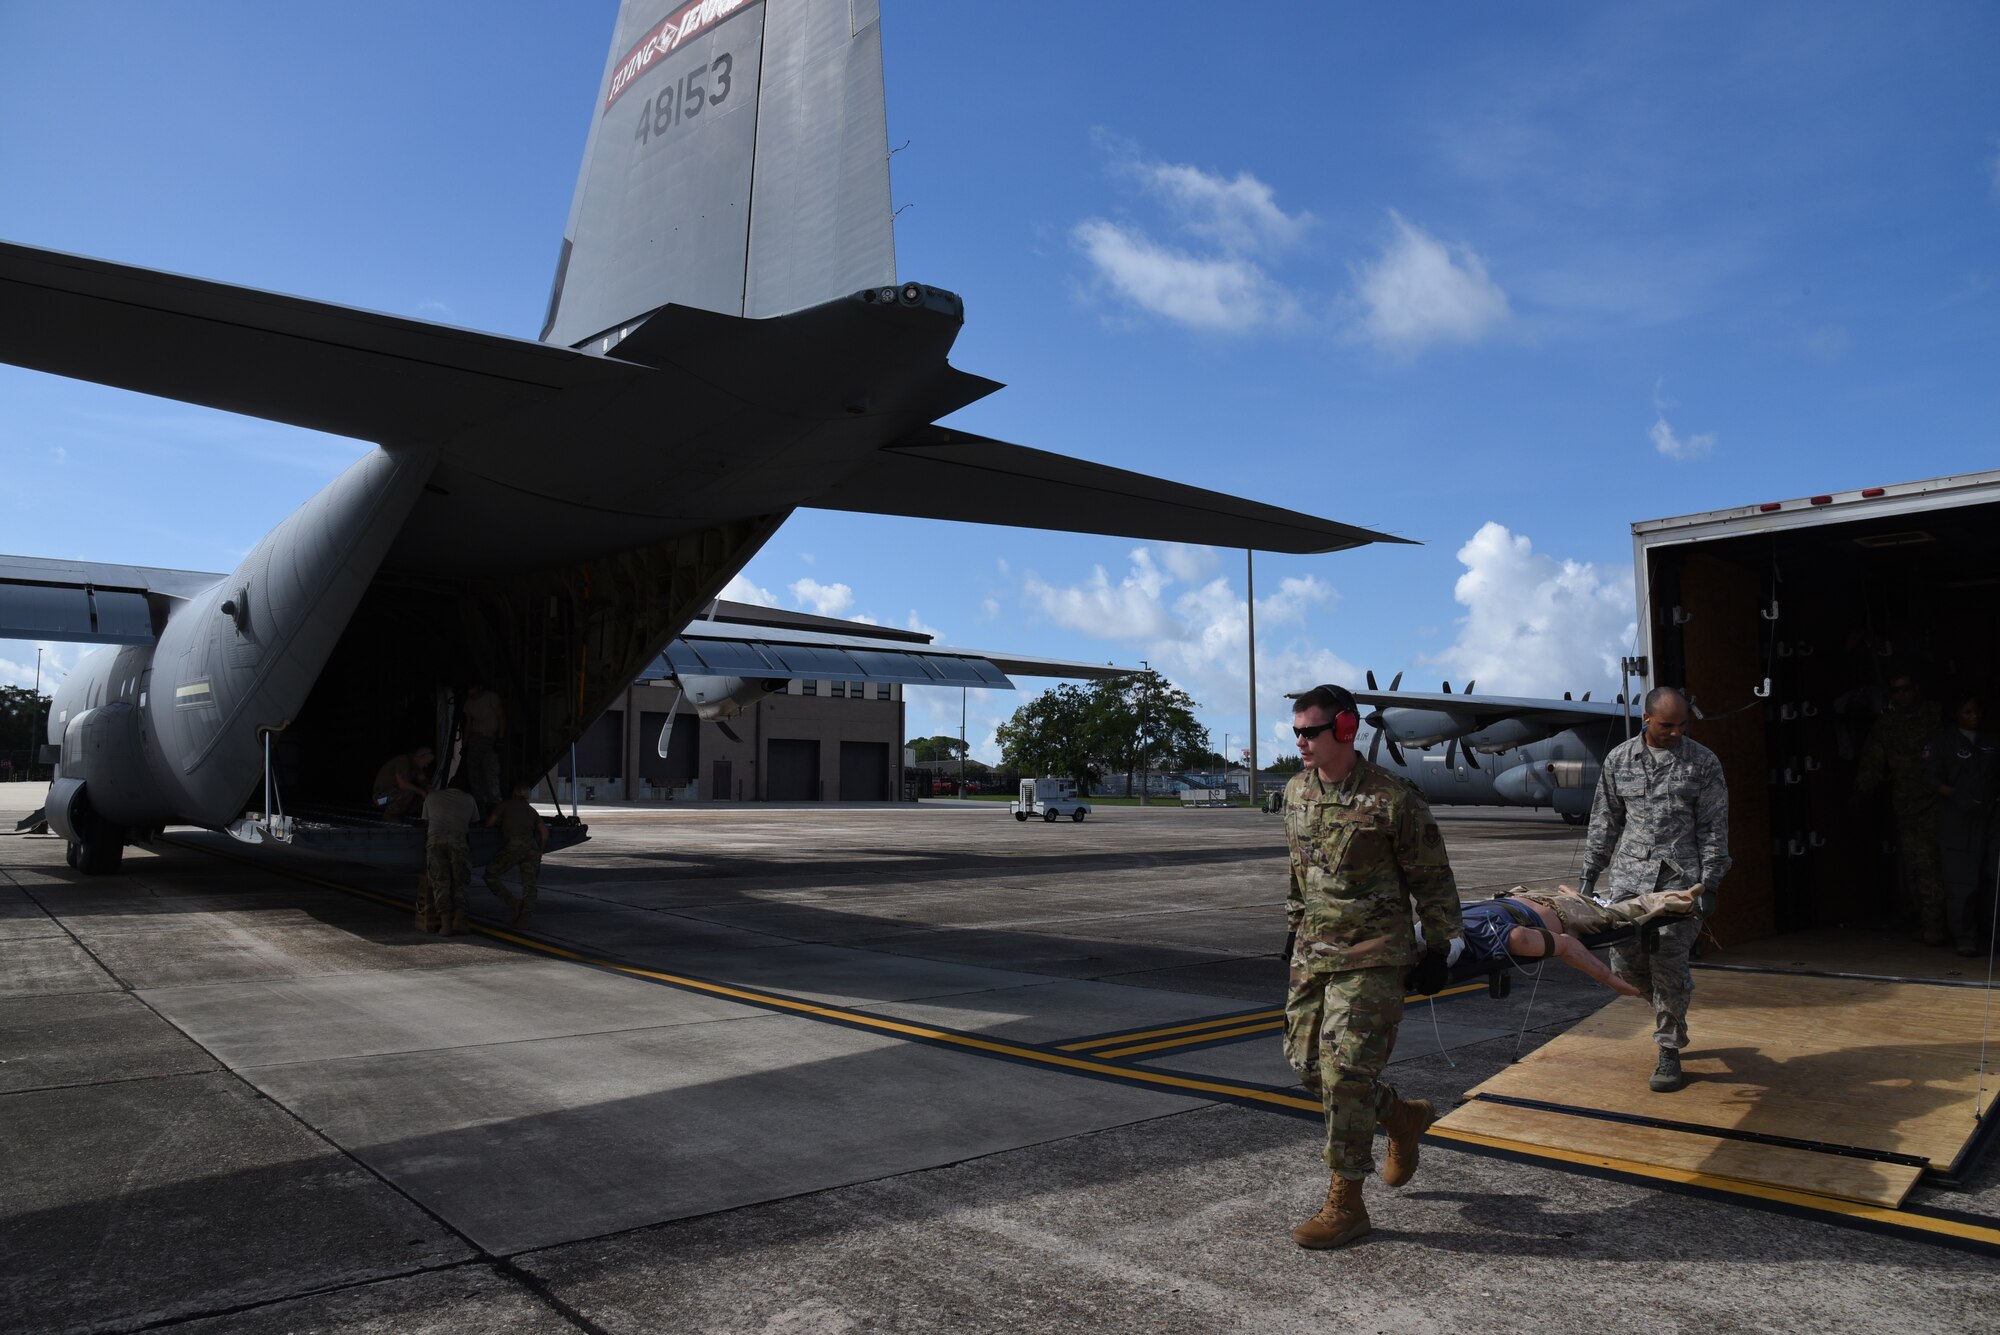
[1292,721,1337,740]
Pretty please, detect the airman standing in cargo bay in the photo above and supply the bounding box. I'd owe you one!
[1581,686,1731,1093]
[1855,674,1945,945]
[1281,684,1462,1251]
[1922,696,1998,958]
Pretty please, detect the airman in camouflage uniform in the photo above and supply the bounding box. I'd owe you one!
[1581,686,1730,1092]
[1281,684,1462,1251]
[419,786,480,936]
[484,785,549,927]
[1855,676,1944,944]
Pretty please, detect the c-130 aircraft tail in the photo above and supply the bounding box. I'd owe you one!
[0,1,1402,873]
[545,0,897,345]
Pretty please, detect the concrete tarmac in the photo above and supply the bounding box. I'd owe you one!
[1,783,1994,1333]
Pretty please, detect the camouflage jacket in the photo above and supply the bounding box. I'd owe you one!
[1582,735,1731,901]
[1284,760,1461,974]
[1856,702,1942,816]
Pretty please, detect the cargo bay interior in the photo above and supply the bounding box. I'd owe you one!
[1644,494,2000,973]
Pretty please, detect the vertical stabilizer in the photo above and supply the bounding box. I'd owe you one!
[542,0,895,348]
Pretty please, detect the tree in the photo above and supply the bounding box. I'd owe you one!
[1086,670,1209,794]
[996,683,1100,792]
[1268,755,1304,774]
[1,684,52,776]
[906,734,968,763]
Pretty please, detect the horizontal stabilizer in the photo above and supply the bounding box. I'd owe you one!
[0,554,222,645]
[0,241,640,445]
[805,427,1408,555]
[661,618,1135,687]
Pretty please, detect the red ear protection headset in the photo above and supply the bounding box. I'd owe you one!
[1333,709,1360,744]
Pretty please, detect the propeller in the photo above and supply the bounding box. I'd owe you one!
[1581,690,1591,701]
[716,721,743,743]
[1442,680,1451,694]
[1465,679,1476,694]
[1367,669,1378,690]
[1389,671,1402,691]
[1445,737,1481,771]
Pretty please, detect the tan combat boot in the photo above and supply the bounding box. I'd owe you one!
[1291,1174,1371,1249]
[1380,1096,1436,1188]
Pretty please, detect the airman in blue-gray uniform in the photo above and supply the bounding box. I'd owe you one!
[1281,684,1462,1252]
[1581,686,1731,1093]
[1921,696,1998,958]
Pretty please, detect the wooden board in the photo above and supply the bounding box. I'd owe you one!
[1437,1099,1923,1208]
[1441,970,1994,1198]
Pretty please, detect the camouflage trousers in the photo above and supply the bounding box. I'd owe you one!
[1895,808,1946,942]
[419,845,471,932]
[1283,964,1406,1178]
[1610,914,1699,1050]
[485,837,540,916]
[463,734,502,812]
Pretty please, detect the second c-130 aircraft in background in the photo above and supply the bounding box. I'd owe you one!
[0,0,1403,873]
[1351,674,1635,824]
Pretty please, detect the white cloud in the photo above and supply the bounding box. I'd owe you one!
[789,578,854,617]
[0,641,80,692]
[1019,547,1360,756]
[1649,384,1717,461]
[1418,522,1636,698]
[1073,140,1311,335]
[1351,211,1511,352]
[1072,220,1301,333]
[1132,160,1314,254]
[719,573,777,607]
[905,611,943,639]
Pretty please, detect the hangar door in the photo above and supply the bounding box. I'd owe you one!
[767,739,820,801]
[839,741,888,801]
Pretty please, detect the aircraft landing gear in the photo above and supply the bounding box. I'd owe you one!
[1560,811,1586,826]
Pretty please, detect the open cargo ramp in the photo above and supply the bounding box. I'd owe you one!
[1433,970,1996,1209]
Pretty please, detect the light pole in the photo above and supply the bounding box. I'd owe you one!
[1138,659,1149,806]
[958,686,967,800]
[32,646,44,781]
[1245,550,1258,806]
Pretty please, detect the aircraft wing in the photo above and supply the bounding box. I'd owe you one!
[659,619,1137,690]
[0,554,223,645]
[1353,689,1629,727]
[0,241,642,445]
[807,426,1410,556]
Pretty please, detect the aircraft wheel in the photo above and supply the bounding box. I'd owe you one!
[1560,811,1586,826]
[1015,812,1028,822]
[76,831,126,875]
[65,840,81,869]
[1071,808,1087,822]
[1043,808,1059,823]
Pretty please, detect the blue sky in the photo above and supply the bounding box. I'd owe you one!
[3,2,1995,763]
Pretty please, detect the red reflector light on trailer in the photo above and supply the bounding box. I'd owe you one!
[1810,495,1833,505]
[1759,502,1783,512]
[1861,487,1885,497]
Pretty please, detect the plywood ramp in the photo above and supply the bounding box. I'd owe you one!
[1435,970,1994,1205]
[1440,1100,1923,1207]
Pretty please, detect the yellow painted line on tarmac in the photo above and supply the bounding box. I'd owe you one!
[1096,1020,1280,1058]
[1065,982,1488,1058]
[1427,1125,2000,1250]
[1056,1010,1282,1051]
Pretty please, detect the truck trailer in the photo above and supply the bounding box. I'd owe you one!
[1631,469,2000,950]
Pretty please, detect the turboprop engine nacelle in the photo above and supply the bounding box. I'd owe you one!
[1369,707,1476,747]
[1462,717,1554,752]
[1493,755,1595,817]
[679,675,791,721]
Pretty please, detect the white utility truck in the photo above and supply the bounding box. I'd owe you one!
[1013,777,1091,823]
